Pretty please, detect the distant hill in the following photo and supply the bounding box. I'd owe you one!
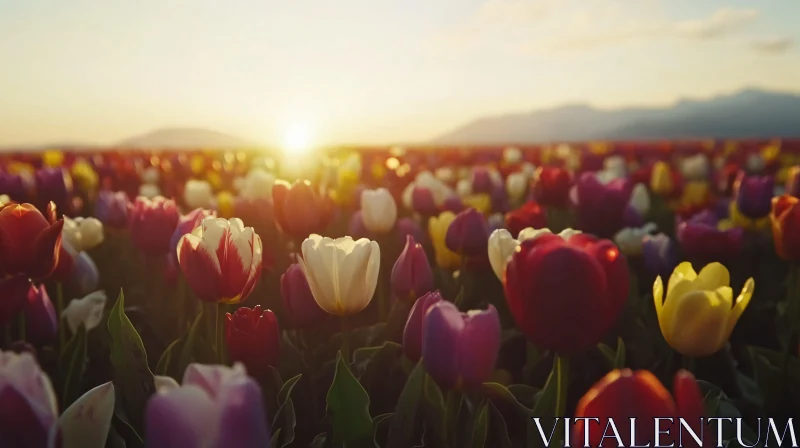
[434,89,800,144]
[114,127,261,149]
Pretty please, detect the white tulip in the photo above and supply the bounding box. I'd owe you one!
[299,234,380,316]
[503,146,522,164]
[239,168,275,201]
[628,183,651,217]
[604,156,627,176]
[681,154,710,181]
[487,227,582,280]
[62,217,104,252]
[746,153,765,174]
[183,179,213,209]
[521,162,537,178]
[505,172,529,201]
[456,179,472,197]
[0,195,10,206]
[435,167,455,184]
[613,223,658,256]
[360,188,398,234]
[401,171,454,209]
[154,375,180,392]
[139,183,160,198]
[141,167,160,185]
[62,291,107,334]
[60,382,115,448]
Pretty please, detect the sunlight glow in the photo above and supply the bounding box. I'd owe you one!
[282,123,314,156]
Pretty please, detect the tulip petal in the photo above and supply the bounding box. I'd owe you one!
[60,382,115,448]
[422,302,463,390]
[337,239,379,314]
[667,262,697,293]
[182,363,248,400]
[30,220,64,280]
[154,376,180,393]
[457,306,501,388]
[694,262,730,292]
[214,376,271,448]
[145,385,218,447]
[665,290,730,357]
[177,233,222,302]
[726,277,755,338]
[0,384,53,448]
[300,235,339,314]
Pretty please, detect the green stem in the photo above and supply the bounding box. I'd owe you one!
[554,354,570,418]
[454,256,468,308]
[17,311,26,342]
[340,316,350,364]
[444,390,463,448]
[378,267,388,322]
[176,277,186,333]
[56,282,65,349]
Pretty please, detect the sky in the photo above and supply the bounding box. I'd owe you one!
[0,0,799,147]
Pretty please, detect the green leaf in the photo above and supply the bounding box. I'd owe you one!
[326,351,373,444]
[487,402,513,448]
[508,384,539,408]
[597,343,616,369]
[466,402,489,448]
[386,361,425,448]
[353,341,403,386]
[271,374,302,448]
[155,338,182,377]
[482,382,532,420]
[175,308,206,374]
[310,433,327,448]
[107,290,155,436]
[444,391,463,447]
[373,412,394,447]
[59,323,88,407]
[614,337,626,369]
[269,428,282,448]
[528,362,560,448]
[421,373,446,447]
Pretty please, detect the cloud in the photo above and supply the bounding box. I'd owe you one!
[673,8,759,39]
[750,36,794,54]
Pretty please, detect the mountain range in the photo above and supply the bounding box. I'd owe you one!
[433,88,800,144]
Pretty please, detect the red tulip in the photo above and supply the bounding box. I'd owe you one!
[128,196,180,256]
[574,369,706,447]
[280,263,327,328]
[225,305,280,380]
[771,194,800,261]
[391,235,434,303]
[505,200,547,237]
[504,232,628,354]
[272,180,333,239]
[532,167,571,207]
[177,217,263,304]
[0,202,63,280]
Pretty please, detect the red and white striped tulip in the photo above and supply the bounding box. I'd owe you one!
[177,217,263,304]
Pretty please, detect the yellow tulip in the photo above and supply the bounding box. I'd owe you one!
[428,211,463,269]
[43,150,64,167]
[677,181,710,209]
[191,155,206,175]
[71,160,99,192]
[650,161,673,196]
[462,194,492,215]
[216,191,235,218]
[653,262,754,357]
[728,201,770,232]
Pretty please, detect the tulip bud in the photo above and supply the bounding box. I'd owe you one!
[504,201,547,237]
[138,183,161,198]
[62,216,104,253]
[95,190,130,229]
[225,306,280,380]
[456,179,472,197]
[488,227,559,281]
[360,188,398,234]
[183,179,214,209]
[391,236,434,302]
[0,350,61,445]
[281,263,327,328]
[239,168,275,201]
[654,262,754,357]
[504,232,629,354]
[445,208,489,257]
[141,167,160,185]
[128,196,180,256]
[0,203,64,280]
[574,369,707,447]
[681,154,710,181]
[733,173,774,219]
[299,234,380,316]
[422,301,501,390]
[613,222,657,257]
[25,284,57,344]
[402,291,443,362]
[62,290,107,334]
[145,363,271,446]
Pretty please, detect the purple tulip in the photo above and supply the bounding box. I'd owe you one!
[641,233,676,280]
[24,284,57,344]
[0,172,29,203]
[441,195,465,214]
[677,212,744,262]
[35,168,73,214]
[280,263,327,328]
[734,173,774,219]
[0,351,61,446]
[491,184,510,214]
[470,167,493,194]
[422,301,501,390]
[445,208,489,257]
[402,291,443,362]
[391,236,434,303]
[347,210,375,240]
[66,251,100,297]
[145,363,270,447]
[574,173,634,238]
[487,213,505,233]
[395,217,425,247]
[411,186,438,216]
[169,208,216,254]
[95,190,130,228]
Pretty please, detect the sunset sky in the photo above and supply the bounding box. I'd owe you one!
[1,0,798,147]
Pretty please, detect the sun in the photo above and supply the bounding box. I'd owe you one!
[282,123,314,156]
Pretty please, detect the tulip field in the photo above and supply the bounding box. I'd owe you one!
[3,139,800,447]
